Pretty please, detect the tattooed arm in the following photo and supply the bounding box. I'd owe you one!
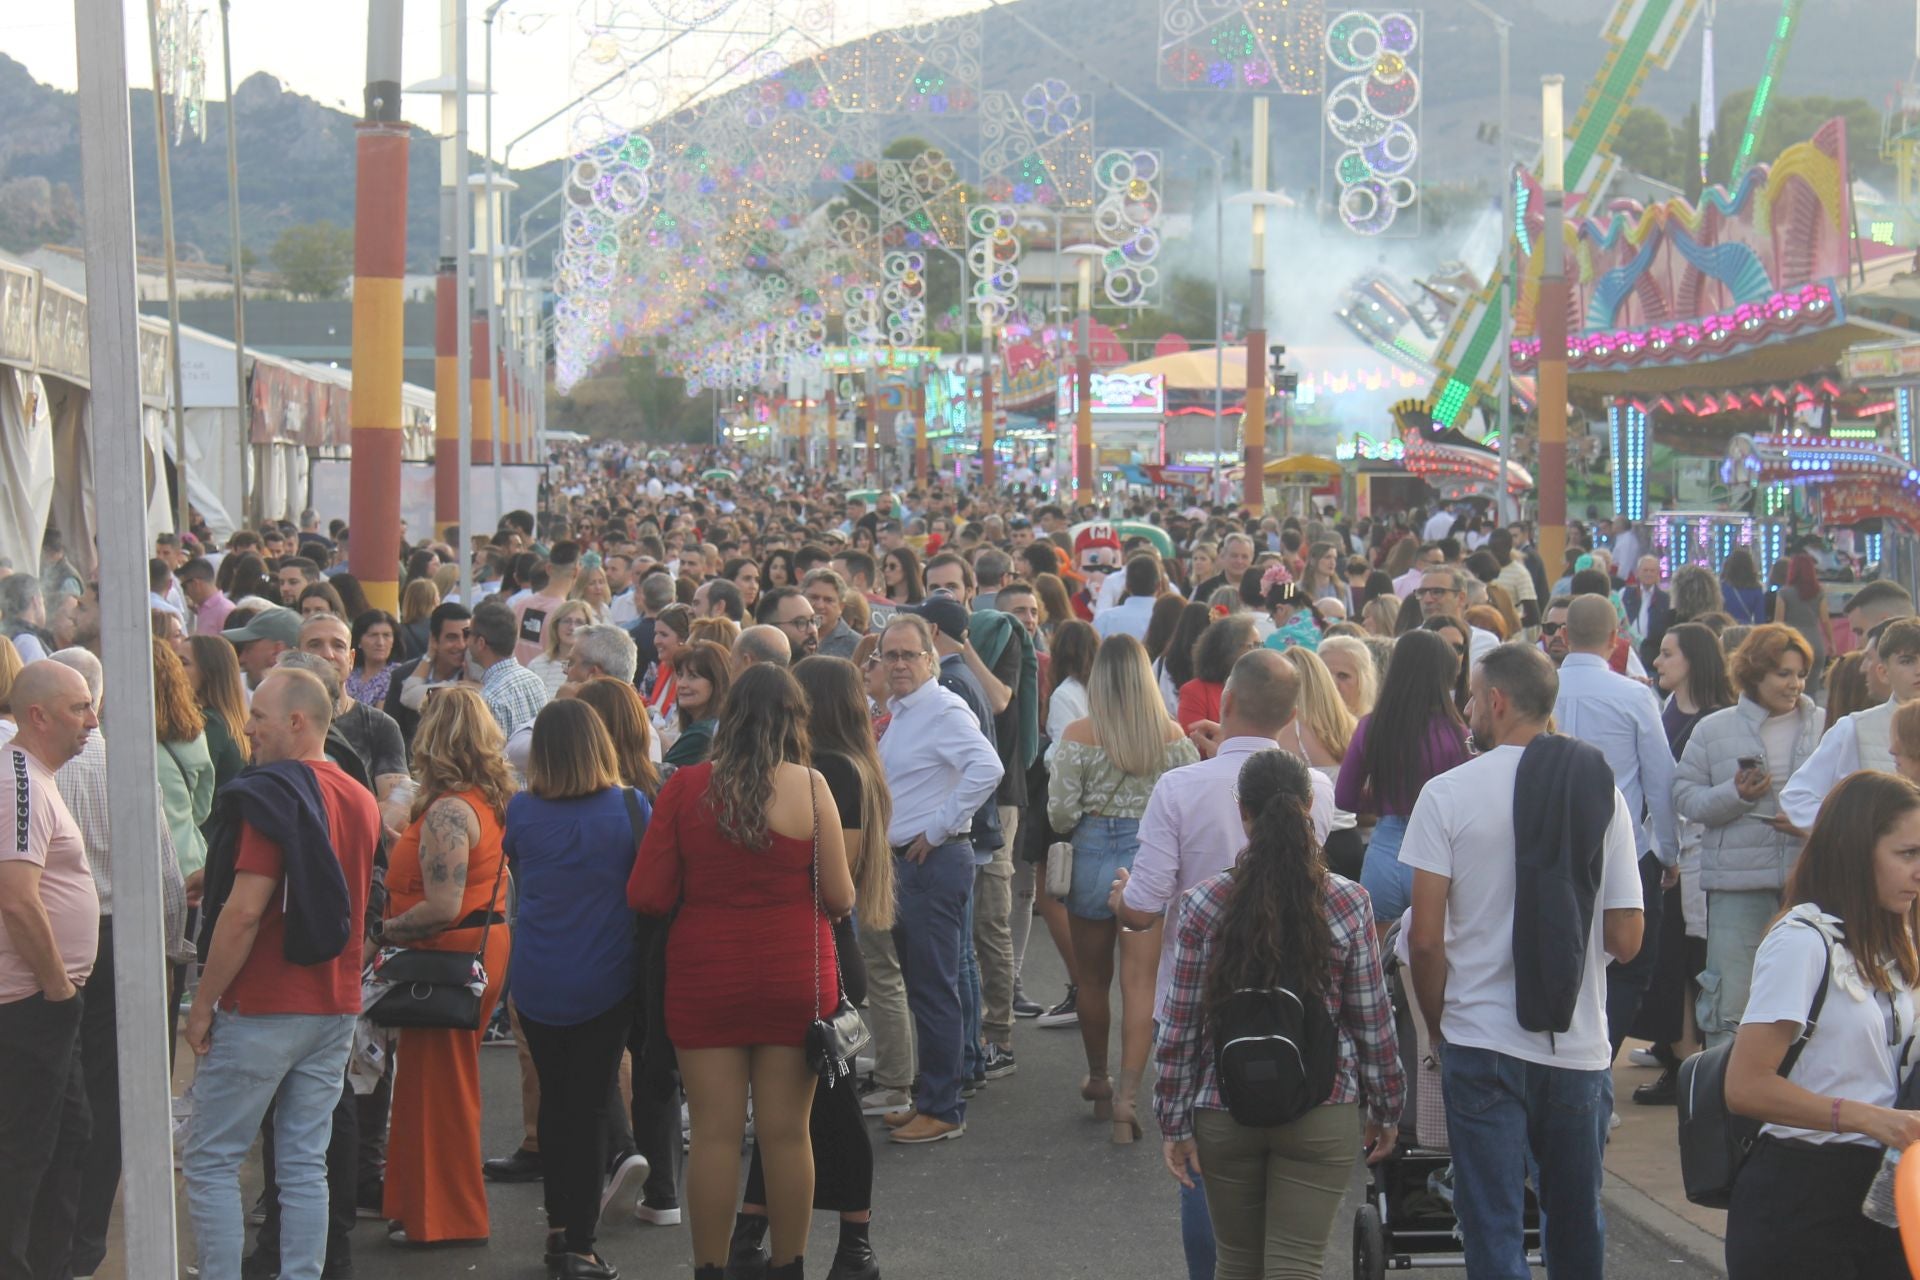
[380,796,476,944]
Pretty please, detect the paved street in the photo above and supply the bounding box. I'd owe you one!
[114,942,1724,1278]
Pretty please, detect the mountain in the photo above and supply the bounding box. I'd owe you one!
[0,54,561,274]
[0,0,1911,272]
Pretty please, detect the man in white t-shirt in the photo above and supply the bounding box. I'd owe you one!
[1403,643,1644,1280]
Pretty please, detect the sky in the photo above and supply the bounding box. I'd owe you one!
[10,0,997,165]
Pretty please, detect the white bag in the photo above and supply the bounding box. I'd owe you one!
[1045,840,1074,899]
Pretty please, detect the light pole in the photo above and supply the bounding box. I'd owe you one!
[980,311,999,490]
[1537,76,1571,577]
[1464,0,1516,524]
[216,0,251,525]
[1064,244,1104,508]
[1243,96,1269,515]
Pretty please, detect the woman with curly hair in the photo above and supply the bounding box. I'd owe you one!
[379,686,517,1247]
[630,664,855,1280]
[153,638,214,883]
[663,640,734,769]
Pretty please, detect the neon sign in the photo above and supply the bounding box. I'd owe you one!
[1057,372,1168,416]
[1335,434,1405,462]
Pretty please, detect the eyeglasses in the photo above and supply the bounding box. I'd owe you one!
[1540,622,1564,636]
[781,615,820,631]
[880,649,928,665]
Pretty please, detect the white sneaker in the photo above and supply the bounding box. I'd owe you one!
[861,1087,912,1116]
[1609,1111,1622,1132]
[599,1152,649,1222]
[1626,1047,1661,1068]
[633,1195,682,1226]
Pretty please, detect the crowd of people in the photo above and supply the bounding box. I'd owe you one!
[1,441,1918,1280]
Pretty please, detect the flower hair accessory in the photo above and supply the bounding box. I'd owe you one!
[1260,562,1294,593]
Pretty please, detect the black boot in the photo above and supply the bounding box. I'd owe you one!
[824,1218,879,1280]
[725,1213,770,1280]
[768,1257,804,1280]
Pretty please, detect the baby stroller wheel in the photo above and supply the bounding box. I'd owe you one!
[1352,1203,1385,1280]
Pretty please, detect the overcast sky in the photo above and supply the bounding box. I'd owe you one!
[12,0,994,164]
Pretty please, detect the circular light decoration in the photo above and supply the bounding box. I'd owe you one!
[1093,148,1162,307]
[967,204,1023,325]
[1324,11,1420,236]
[1020,79,1083,138]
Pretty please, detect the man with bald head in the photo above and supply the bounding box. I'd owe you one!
[1553,593,1675,1062]
[1111,647,1338,1280]
[0,661,100,1279]
[182,668,381,1280]
[732,624,792,674]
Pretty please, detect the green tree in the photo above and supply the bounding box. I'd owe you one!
[1613,106,1682,187]
[1706,91,1884,188]
[271,221,354,299]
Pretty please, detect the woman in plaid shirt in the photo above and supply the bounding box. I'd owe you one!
[1152,749,1405,1278]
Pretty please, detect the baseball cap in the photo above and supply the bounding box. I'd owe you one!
[905,594,969,643]
[222,606,302,647]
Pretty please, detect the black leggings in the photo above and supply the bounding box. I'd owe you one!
[521,1000,631,1255]
[1726,1138,1906,1280]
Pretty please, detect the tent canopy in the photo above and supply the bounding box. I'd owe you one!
[1265,453,1342,478]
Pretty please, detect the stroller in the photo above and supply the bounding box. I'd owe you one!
[1352,927,1542,1278]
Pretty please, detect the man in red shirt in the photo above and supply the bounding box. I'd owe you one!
[181,668,379,1280]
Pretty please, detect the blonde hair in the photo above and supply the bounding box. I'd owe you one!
[1895,700,1920,761]
[1315,635,1379,717]
[540,599,596,661]
[1281,645,1357,760]
[0,634,20,716]
[1088,633,1176,777]
[401,577,440,625]
[410,685,517,821]
[689,616,740,649]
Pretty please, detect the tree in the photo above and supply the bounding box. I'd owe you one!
[1613,106,1683,187]
[271,221,354,299]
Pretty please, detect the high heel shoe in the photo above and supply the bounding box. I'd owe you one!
[1080,1074,1113,1122]
[1112,1066,1144,1144]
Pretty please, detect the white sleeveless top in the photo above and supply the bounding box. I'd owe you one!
[1852,699,1898,774]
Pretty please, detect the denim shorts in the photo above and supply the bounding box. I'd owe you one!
[1067,816,1141,920]
[1360,815,1412,930]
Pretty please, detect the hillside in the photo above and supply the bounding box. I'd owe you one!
[0,0,1910,272]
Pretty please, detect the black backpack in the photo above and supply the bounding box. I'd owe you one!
[1211,985,1339,1128]
[1675,918,1830,1208]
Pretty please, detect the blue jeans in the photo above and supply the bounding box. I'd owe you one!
[1359,815,1412,928]
[1440,1044,1610,1280]
[1179,1175,1216,1280]
[183,1011,356,1280]
[1067,816,1141,920]
[893,841,974,1125]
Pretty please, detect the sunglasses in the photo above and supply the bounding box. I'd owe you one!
[1540,622,1564,636]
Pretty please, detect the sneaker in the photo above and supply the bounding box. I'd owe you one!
[860,1087,912,1116]
[1012,990,1045,1019]
[983,1044,1017,1080]
[633,1194,683,1226]
[1626,1046,1662,1068]
[1609,1111,1622,1132]
[599,1149,649,1222]
[481,1022,516,1047]
[482,1146,543,1183]
[1036,985,1079,1028]
[247,1191,270,1226]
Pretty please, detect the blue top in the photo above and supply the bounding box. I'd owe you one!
[503,787,649,1026]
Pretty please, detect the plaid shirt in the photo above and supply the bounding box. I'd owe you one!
[1152,871,1405,1142]
[481,658,550,738]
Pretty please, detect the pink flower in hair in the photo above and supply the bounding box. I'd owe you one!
[1260,562,1294,593]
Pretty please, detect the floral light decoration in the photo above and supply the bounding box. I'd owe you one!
[1323,10,1421,236]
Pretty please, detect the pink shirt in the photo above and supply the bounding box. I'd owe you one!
[0,744,99,1002]
[512,593,567,665]
[195,590,236,636]
[1121,735,1334,1015]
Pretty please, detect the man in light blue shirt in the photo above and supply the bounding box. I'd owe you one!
[1552,595,1676,1059]
[1094,555,1162,642]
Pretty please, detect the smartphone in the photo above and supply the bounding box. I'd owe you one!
[1737,755,1763,773]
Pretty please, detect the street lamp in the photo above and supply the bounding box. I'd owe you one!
[1463,0,1516,524]
[1538,75,1571,577]
[1063,244,1104,508]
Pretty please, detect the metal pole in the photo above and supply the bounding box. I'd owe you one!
[145,0,191,535]
[1243,97,1269,514]
[1075,262,1094,507]
[1538,75,1571,575]
[217,0,250,531]
[980,320,997,489]
[455,0,473,605]
[74,0,178,1268]
[1497,20,1514,525]
[1213,162,1224,505]
[485,4,504,511]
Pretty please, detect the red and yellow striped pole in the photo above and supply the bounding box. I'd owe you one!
[471,312,494,465]
[347,0,407,614]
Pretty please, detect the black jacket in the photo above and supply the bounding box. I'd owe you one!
[1511,734,1617,1036]
[197,760,353,967]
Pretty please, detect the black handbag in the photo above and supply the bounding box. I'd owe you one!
[803,774,869,1088]
[365,823,509,1032]
[1675,918,1830,1208]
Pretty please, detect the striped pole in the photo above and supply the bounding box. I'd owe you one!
[347,0,407,614]
[471,312,494,466]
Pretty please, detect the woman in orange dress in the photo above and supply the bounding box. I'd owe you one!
[378,686,516,1245]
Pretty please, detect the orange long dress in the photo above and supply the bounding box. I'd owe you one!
[381,790,511,1242]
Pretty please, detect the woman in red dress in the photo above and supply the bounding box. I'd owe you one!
[378,687,515,1246]
[629,664,856,1280]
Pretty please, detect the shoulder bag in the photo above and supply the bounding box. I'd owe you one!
[365,800,508,1031]
[1675,917,1830,1208]
[804,772,870,1088]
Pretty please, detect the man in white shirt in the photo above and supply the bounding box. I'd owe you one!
[1553,596,1678,1058]
[1781,617,1920,829]
[1422,505,1458,543]
[1488,528,1539,633]
[1392,543,1446,601]
[1093,556,1161,642]
[1404,643,1643,1280]
[1415,567,1499,667]
[1608,517,1641,582]
[875,615,1003,1146]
